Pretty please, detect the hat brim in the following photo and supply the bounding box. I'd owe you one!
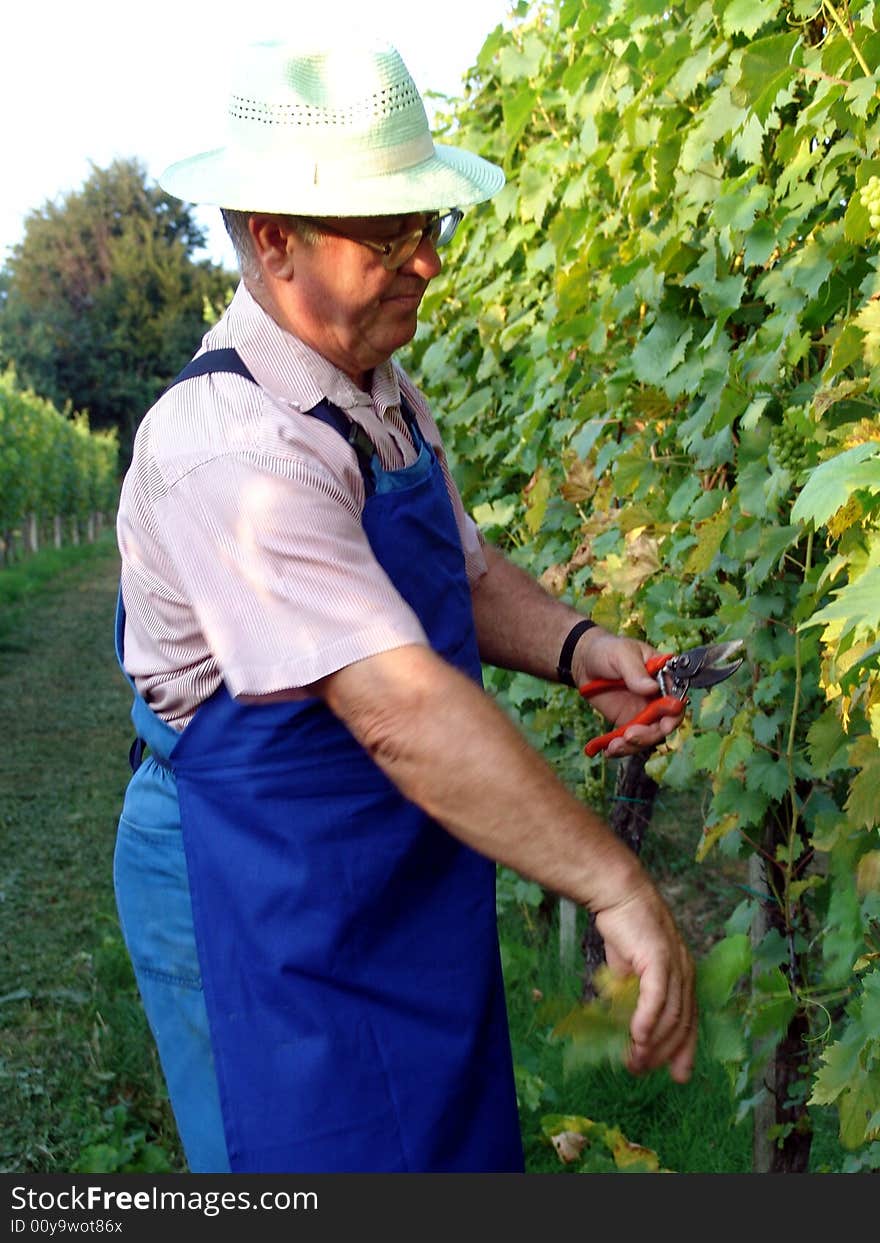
[158,143,504,216]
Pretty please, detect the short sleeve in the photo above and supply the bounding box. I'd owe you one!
[156,449,428,698]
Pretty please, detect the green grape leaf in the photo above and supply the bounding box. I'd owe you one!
[732,33,800,123]
[702,1011,748,1063]
[806,566,880,637]
[810,1033,863,1106]
[791,443,880,527]
[753,928,790,973]
[753,710,785,746]
[744,525,801,588]
[744,750,791,801]
[723,0,781,38]
[631,315,694,385]
[750,967,797,1039]
[697,933,751,1009]
[692,730,723,771]
[502,85,538,152]
[807,709,853,777]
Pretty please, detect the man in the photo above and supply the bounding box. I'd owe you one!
[114,33,694,1174]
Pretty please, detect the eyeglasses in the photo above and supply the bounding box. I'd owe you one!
[300,209,464,270]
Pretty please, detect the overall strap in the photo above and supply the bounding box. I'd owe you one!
[304,400,376,495]
[168,347,257,389]
[304,393,422,499]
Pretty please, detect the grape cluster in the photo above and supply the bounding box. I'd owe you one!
[665,580,718,650]
[581,770,608,806]
[691,580,718,616]
[675,621,708,650]
[771,410,809,472]
[861,174,880,230]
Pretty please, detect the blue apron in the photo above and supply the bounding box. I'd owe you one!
[115,350,523,1173]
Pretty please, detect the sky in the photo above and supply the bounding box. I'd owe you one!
[3,0,516,270]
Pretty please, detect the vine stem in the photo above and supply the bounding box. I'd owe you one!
[823,0,873,80]
[784,529,813,929]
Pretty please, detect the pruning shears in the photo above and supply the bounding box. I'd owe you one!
[579,639,745,758]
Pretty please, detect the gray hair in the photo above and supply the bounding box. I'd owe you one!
[220,209,323,284]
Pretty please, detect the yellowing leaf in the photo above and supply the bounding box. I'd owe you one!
[560,457,596,503]
[811,380,870,420]
[827,495,864,540]
[542,1115,668,1173]
[856,851,880,897]
[523,468,551,535]
[593,965,640,1021]
[589,590,632,635]
[592,530,661,596]
[696,811,740,862]
[607,1133,662,1173]
[552,968,639,1072]
[854,952,880,973]
[839,1077,880,1149]
[856,300,880,368]
[845,736,880,830]
[539,563,568,596]
[683,506,731,575]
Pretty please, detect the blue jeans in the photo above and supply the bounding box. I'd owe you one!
[113,756,230,1173]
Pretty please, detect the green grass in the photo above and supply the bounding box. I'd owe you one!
[0,534,184,1173]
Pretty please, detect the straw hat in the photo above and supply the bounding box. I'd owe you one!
[159,35,505,217]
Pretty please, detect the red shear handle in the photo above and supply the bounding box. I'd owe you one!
[584,695,684,757]
[578,653,672,699]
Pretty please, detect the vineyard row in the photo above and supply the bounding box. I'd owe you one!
[0,370,118,564]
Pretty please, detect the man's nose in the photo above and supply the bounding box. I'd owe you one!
[404,234,443,279]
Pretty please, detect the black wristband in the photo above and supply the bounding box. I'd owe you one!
[556,619,597,688]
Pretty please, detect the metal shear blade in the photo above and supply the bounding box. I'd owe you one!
[660,639,745,699]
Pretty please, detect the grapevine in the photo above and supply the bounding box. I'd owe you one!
[0,370,118,558]
[411,0,880,1170]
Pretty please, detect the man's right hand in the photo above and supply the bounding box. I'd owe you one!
[594,880,696,1083]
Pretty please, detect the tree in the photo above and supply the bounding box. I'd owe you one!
[408,0,880,1172]
[0,158,235,462]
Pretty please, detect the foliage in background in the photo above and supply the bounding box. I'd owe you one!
[0,158,235,462]
[0,369,118,551]
[408,0,880,1167]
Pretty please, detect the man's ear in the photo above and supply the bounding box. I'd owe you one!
[248,214,296,279]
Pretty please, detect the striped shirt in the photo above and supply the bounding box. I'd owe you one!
[117,282,487,729]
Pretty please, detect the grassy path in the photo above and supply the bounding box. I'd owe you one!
[0,536,183,1172]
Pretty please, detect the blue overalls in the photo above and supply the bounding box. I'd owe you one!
[114,350,524,1173]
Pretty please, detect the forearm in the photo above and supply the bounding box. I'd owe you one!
[317,643,646,913]
[471,542,588,682]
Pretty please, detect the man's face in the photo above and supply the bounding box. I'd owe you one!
[284,214,443,388]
